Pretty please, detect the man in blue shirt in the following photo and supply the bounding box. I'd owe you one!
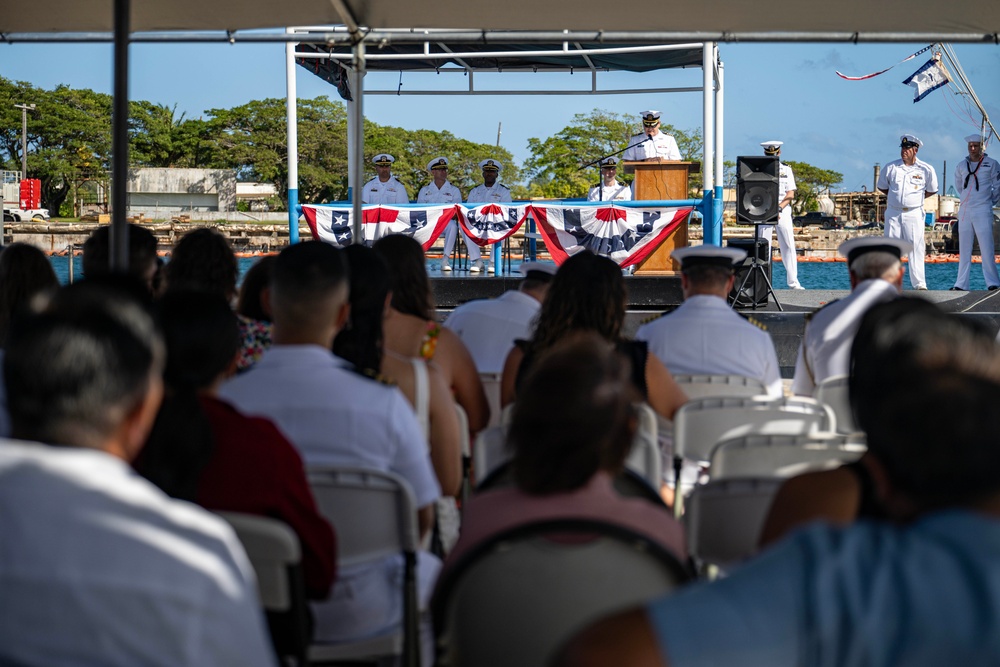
[558,299,1000,667]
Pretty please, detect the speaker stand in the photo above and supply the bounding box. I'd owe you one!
[731,224,782,312]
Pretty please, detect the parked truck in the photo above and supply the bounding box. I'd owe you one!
[2,171,50,222]
[792,211,841,228]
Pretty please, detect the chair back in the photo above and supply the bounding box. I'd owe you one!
[473,425,508,486]
[433,519,690,667]
[674,373,768,399]
[307,468,421,666]
[815,374,858,434]
[624,403,662,488]
[710,432,866,479]
[217,512,309,666]
[479,372,504,429]
[684,477,784,568]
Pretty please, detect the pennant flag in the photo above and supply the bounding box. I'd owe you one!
[301,204,456,250]
[527,203,693,268]
[902,56,951,102]
[460,203,530,246]
[835,44,932,81]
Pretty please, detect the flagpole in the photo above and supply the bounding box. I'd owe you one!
[940,44,998,141]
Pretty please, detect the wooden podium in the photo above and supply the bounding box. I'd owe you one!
[623,160,696,275]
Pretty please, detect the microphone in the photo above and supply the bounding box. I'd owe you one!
[645,134,654,142]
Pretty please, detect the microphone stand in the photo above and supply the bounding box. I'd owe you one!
[579,135,653,202]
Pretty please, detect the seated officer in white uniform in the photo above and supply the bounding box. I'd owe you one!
[443,261,556,374]
[466,158,513,273]
[0,282,273,667]
[757,140,804,289]
[622,110,681,162]
[791,236,911,396]
[418,156,464,271]
[878,134,938,290]
[587,157,632,202]
[361,153,410,205]
[636,246,783,397]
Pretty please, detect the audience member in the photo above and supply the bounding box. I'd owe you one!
[219,241,441,650]
[236,254,277,372]
[791,236,911,395]
[164,227,238,300]
[501,251,687,421]
[443,261,556,374]
[334,244,461,497]
[0,280,274,666]
[559,297,1000,666]
[81,223,160,293]
[443,334,687,574]
[636,246,782,396]
[135,290,336,600]
[374,234,490,433]
[0,242,58,349]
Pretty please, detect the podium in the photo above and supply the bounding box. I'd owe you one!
[623,160,697,275]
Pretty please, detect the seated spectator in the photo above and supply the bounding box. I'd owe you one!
[374,234,490,434]
[559,298,1000,667]
[444,333,687,575]
[81,223,161,294]
[135,290,336,600]
[219,241,441,653]
[236,254,277,372]
[164,227,238,300]
[334,244,461,498]
[501,251,687,421]
[0,280,274,666]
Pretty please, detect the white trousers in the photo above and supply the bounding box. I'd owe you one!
[954,205,999,289]
[884,207,926,289]
[442,220,482,262]
[758,215,800,288]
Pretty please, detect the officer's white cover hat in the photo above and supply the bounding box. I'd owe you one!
[479,159,503,172]
[427,156,449,171]
[372,153,395,165]
[671,245,747,270]
[839,237,912,265]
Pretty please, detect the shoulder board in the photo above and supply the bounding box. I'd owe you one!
[354,366,397,386]
[803,299,840,323]
[498,183,510,191]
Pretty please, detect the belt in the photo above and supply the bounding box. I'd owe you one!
[888,205,921,212]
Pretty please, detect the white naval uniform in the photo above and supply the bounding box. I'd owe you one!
[758,162,801,288]
[465,182,512,262]
[443,290,541,374]
[622,131,682,162]
[361,176,409,205]
[418,181,464,260]
[953,153,1000,289]
[635,295,783,397]
[878,158,938,289]
[790,279,899,396]
[587,181,633,202]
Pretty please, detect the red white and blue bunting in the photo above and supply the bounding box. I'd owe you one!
[301,202,693,268]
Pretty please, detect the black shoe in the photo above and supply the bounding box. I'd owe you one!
[950,287,967,291]
[990,286,1000,292]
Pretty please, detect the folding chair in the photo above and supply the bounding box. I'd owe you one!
[472,425,508,486]
[306,468,421,667]
[479,372,504,429]
[432,519,690,667]
[672,395,836,516]
[815,374,859,435]
[216,512,310,667]
[684,476,784,569]
[709,432,866,480]
[673,373,768,400]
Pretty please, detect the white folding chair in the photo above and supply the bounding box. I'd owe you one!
[684,476,784,568]
[673,373,768,400]
[479,372,504,429]
[432,519,690,667]
[473,425,508,486]
[815,374,859,434]
[672,395,836,516]
[710,432,866,480]
[625,403,662,489]
[306,468,421,667]
[216,512,310,666]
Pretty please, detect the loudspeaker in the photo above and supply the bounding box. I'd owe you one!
[728,238,770,307]
[736,156,780,223]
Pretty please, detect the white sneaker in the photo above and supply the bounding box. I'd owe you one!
[791,284,806,290]
[470,259,484,273]
[441,259,452,271]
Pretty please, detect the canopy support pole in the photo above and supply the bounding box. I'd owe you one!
[110,0,130,269]
[285,27,300,244]
[349,41,365,245]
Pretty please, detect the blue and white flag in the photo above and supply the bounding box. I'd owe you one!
[902,57,951,102]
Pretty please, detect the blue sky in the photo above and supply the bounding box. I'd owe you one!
[2,39,997,194]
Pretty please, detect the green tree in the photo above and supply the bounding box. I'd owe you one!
[129,102,211,168]
[784,161,843,213]
[524,109,703,199]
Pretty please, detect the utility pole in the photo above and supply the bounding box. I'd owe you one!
[14,103,36,178]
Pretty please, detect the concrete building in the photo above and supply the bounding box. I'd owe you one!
[127,168,237,213]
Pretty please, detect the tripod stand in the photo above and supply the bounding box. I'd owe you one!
[731,222,783,311]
